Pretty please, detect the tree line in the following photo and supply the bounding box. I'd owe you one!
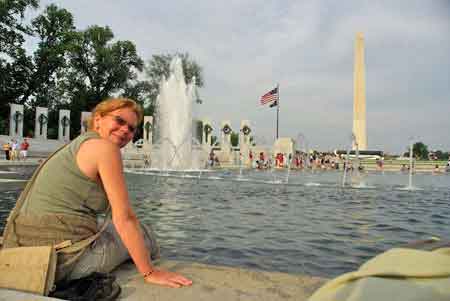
[403,142,449,161]
[0,0,204,139]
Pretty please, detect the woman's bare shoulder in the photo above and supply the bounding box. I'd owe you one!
[76,137,122,180]
[82,137,117,150]
[78,137,120,159]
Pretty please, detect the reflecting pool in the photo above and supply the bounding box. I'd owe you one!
[1,167,449,278]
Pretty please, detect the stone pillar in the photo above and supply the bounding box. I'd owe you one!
[143,116,153,145]
[35,107,49,139]
[202,119,213,146]
[220,121,232,150]
[58,109,71,142]
[353,32,367,150]
[9,104,24,137]
[81,112,92,133]
[239,120,252,165]
[239,120,252,147]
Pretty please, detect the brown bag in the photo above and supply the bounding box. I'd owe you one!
[0,225,109,296]
[0,246,57,295]
[0,143,110,296]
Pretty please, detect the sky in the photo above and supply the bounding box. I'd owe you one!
[24,0,450,154]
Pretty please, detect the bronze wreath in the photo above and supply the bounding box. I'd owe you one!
[242,125,251,136]
[13,111,23,122]
[38,114,48,125]
[204,124,213,134]
[145,121,152,132]
[222,124,232,135]
[61,115,71,127]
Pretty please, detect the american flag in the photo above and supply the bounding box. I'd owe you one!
[260,87,278,105]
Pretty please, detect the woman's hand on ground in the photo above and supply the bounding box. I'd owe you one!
[144,268,193,288]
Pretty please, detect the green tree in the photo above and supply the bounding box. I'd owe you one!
[64,26,143,106]
[121,80,153,115]
[1,4,76,135]
[413,142,429,160]
[22,4,75,106]
[0,0,38,57]
[211,135,218,146]
[22,5,75,135]
[230,132,239,147]
[406,142,429,160]
[60,25,143,137]
[0,0,39,133]
[144,52,204,111]
[432,150,449,161]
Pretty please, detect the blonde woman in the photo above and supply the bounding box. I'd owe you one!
[3,98,192,289]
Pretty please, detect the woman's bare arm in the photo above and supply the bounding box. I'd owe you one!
[79,139,192,288]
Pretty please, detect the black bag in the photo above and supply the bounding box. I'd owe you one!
[50,272,121,301]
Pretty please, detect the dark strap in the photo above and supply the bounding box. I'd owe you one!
[2,144,69,247]
[2,142,110,257]
[56,211,111,268]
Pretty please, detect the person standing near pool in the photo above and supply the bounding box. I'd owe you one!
[2,98,192,288]
[2,141,10,160]
[10,139,18,160]
[19,138,29,160]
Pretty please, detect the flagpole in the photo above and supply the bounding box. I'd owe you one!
[276,83,279,140]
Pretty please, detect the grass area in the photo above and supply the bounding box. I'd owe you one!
[362,160,447,166]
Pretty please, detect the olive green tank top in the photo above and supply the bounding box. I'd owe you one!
[20,131,108,219]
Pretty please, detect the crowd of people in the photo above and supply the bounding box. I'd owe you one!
[2,138,29,161]
[208,150,450,173]
[252,151,343,170]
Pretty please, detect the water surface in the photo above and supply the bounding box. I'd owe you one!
[1,167,449,278]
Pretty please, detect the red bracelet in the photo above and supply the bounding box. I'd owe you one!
[143,270,154,279]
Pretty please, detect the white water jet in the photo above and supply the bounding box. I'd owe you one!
[151,57,201,170]
[342,133,355,187]
[399,138,422,191]
[408,140,414,189]
[351,136,365,187]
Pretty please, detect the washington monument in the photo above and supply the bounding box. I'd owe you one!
[353,32,367,150]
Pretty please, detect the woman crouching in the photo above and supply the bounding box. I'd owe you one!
[2,98,192,288]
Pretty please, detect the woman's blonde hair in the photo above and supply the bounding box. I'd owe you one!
[87,98,143,130]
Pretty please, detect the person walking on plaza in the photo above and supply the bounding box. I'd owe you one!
[258,152,265,169]
[209,149,215,167]
[20,138,30,160]
[2,141,10,160]
[2,98,192,293]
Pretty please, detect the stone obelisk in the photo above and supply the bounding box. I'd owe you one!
[353,32,367,150]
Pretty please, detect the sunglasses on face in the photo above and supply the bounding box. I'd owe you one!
[107,114,137,133]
